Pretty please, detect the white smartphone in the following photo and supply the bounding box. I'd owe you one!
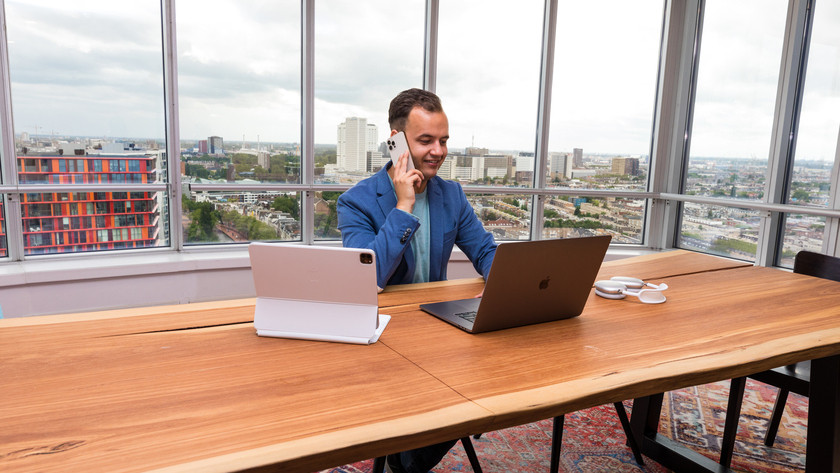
[387,132,415,170]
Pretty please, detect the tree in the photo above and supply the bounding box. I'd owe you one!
[272,195,300,220]
[182,197,220,242]
[792,189,810,202]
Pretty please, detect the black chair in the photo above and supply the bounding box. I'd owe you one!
[372,437,483,473]
[719,250,840,467]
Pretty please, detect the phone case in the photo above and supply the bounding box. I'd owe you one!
[386,132,414,170]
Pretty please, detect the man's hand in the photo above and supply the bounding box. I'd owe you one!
[393,151,423,213]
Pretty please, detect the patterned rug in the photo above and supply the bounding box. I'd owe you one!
[322,380,807,472]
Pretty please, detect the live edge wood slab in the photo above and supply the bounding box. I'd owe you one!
[3,249,837,472]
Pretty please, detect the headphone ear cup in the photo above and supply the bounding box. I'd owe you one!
[595,288,626,299]
[610,276,645,289]
[594,280,627,299]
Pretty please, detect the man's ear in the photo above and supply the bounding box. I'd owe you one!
[390,129,398,137]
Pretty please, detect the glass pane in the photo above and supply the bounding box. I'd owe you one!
[542,196,646,244]
[20,191,168,255]
[778,2,840,266]
[468,193,532,241]
[183,191,301,244]
[314,191,341,241]
[788,1,840,207]
[315,0,424,182]
[678,202,761,262]
[437,0,543,186]
[684,0,788,199]
[548,0,662,192]
[7,0,166,183]
[779,214,825,269]
[177,0,301,185]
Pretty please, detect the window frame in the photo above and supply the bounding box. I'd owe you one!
[0,0,837,275]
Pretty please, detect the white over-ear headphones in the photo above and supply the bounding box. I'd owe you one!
[594,276,668,304]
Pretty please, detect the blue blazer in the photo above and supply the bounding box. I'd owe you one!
[337,163,497,289]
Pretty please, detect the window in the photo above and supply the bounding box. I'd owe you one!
[778,1,840,266]
[315,0,424,182]
[177,0,303,245]
[544,0,663,244]
[437,0,543,186]
[678,0,789,262]
[5,0,169,256]
[0,1,839,272]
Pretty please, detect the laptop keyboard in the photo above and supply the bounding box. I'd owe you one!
[455,311,477,322]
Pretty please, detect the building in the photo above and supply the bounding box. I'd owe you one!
[258,151,271,170]
[208,136,224,156]
[337,117,378,173]
[573,148,583,167]
[549,152,572,179]
[612,157,640,176]
[16,148,163,255]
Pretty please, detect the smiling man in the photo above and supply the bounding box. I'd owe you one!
[337,88,497,291]
[337,89,497,472]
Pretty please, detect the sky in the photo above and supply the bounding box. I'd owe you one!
[5,0,840,161]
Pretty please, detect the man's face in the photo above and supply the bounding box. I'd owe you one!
[403,106,449,182]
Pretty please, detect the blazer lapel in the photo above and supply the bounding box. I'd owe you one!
[375,168,397,222]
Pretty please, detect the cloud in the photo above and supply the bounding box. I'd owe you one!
[4,0,837,163]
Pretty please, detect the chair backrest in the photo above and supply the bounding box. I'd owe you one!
[793,250,840,283]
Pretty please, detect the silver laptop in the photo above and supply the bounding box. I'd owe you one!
[420,235,610,333]
[248,242,390,344]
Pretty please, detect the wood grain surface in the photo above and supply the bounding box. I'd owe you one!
[3,250,831,473]
[380,265,840,431]
[0,323,490,472]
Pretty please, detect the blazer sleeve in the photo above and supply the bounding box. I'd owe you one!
[337,189,421,290]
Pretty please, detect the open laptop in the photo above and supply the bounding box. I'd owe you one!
[248,242,390,344]
[420,235,610,333]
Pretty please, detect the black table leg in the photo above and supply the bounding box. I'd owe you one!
[806,354,840,472]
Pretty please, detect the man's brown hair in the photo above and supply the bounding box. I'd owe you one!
[388,88,444,131]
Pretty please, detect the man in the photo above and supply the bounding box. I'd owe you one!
[336,88,497,472]
[337,88,496,289]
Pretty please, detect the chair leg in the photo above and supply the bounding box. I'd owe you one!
[764,388,790,447]
[372,456,385,473]
[460,436,483,473]
[612,401,644,465]
[550,415,564,473]
[720,377,747,468]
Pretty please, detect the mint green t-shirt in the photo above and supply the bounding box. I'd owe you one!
[409,189,430,283]
[388,177,430,283]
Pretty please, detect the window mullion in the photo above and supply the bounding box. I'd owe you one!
[301,0,315,244]
[755,0,810,267]
[162,0,184,251]
[529,0,557,241]
[0,0,24,260]
[647,0,701,250]
[423,0,439,93]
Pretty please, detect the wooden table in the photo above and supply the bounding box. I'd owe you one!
[2,250,838,473]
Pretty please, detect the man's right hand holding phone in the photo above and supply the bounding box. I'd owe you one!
[393,150,423,213]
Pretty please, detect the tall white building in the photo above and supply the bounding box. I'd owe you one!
[337,117,378,172]
[549,152,573,179]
